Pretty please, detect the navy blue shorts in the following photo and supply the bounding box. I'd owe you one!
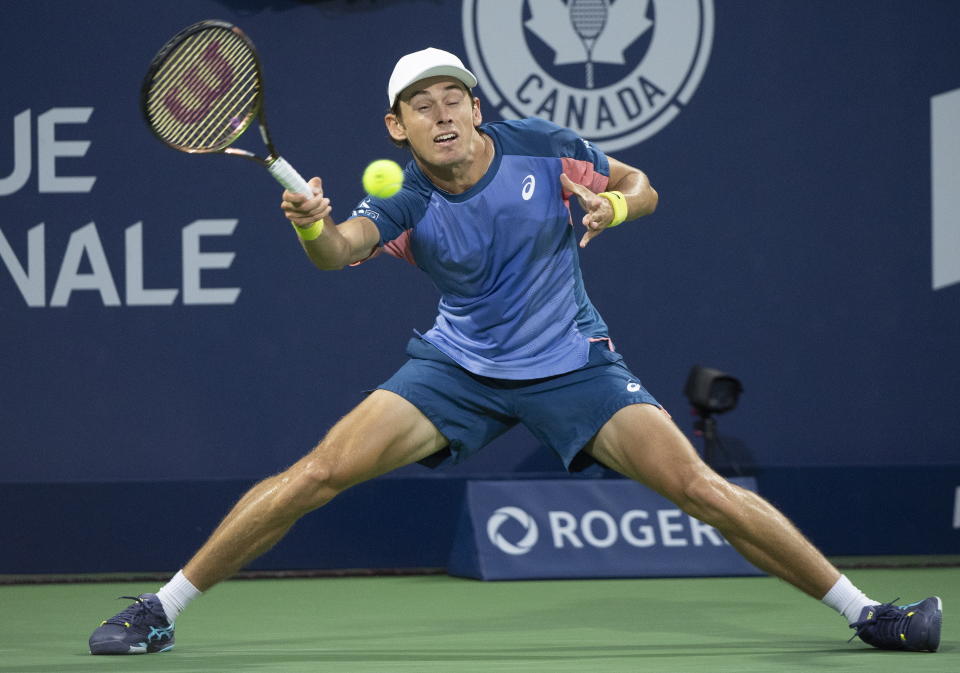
[377,336,661,471]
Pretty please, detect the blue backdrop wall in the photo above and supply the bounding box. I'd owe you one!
[1,1,958,573]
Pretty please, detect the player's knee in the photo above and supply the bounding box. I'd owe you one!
[275,458,342,515]
[676,471,735,525]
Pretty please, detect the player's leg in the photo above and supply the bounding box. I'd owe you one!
[181,389,446,590]
[584,403,839,597]
[584,403,941,651]
[89,389,445,654]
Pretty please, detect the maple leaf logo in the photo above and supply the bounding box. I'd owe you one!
[525,0,653,88]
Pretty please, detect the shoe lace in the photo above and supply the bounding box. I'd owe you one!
[102,595,155,627]
[847,597,903,643]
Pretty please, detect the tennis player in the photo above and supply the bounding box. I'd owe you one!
[89,48,941,655]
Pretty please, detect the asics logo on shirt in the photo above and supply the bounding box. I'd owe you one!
[521,174,536,200]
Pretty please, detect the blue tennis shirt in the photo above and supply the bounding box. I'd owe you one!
[351,118,613,380]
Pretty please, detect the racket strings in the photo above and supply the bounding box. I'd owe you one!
[191,55,258,149]
[147,31,232,132]
[151,32,257,147]
[147,29,251,123]
[149,29,225,101]
[569,0,609,40]
[145,27,260,151]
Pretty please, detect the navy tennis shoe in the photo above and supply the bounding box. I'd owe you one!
[89,593,175,655]
[849,596,942,652]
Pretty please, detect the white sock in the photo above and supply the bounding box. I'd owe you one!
[155,570,202,624]
[821,574,875,624]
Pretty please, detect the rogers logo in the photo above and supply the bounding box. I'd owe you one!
[486,506,539,555]
[486,505,728,555]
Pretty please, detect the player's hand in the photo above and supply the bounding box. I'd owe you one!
[281,177,332,228]
[560,174,615,248]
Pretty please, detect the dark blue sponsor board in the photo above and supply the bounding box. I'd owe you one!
[449,478,763,580]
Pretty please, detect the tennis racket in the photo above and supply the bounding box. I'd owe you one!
[569,0,609,89]
[141,19,312,197]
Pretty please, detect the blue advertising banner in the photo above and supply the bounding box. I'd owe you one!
[448,478,763,580]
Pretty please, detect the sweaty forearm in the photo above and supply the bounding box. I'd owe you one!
[295,218,355,270]
[609,170,658,222]
[292,215,380,271]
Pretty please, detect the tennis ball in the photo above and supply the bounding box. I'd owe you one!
[362,159,404,198]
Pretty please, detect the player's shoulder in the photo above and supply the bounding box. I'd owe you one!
[483,118,591,159]
[485,117,566,136]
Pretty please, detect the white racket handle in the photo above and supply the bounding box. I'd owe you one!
[267,156,313,198]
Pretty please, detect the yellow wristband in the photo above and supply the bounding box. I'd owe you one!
[598,191,628,227]
[292,220,324,241]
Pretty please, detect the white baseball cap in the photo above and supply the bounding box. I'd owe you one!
[387,47,478,107]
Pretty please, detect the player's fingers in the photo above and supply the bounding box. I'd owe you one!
[591,195,617,228]
[579,226,605,248]
[282,194,328,222]
[286,177,322,204]
[286,191,327,217]
[280,201,298,219]
[280,200,306,219]
[582,204,605,230]
[283,189,308,207]
[560,173,586,198]
[584,198,602,226]
[298,197,330,218]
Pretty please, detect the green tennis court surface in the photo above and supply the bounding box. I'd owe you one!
[1,568,955,672]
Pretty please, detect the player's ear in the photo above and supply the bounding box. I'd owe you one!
[472,95,482,126]
[385,112,407,143]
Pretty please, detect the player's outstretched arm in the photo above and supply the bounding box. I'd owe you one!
[561,156,658,248]
[280,177,381,270]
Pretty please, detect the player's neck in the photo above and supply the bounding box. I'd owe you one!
[416,131,493,194]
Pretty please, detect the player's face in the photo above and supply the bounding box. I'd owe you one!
[388,77,482,169]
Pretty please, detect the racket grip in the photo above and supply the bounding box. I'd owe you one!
[267,156,313,198]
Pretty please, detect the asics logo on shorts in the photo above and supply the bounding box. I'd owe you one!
[487,506,539,555]
[521,174,536,200]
